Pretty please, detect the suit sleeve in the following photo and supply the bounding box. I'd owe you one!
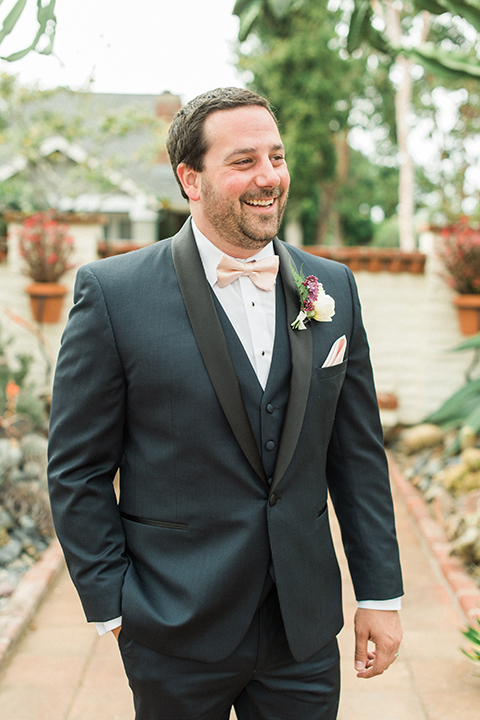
[326,267,403,602]
[48,265,128,622]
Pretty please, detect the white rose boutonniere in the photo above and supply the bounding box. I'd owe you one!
[313,288,335,322]
[290,262,335,330]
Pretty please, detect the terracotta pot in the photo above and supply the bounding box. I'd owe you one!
[453,294,480,336]
[25,282,68,323]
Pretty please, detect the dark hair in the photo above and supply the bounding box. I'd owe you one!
[166,87,276,200]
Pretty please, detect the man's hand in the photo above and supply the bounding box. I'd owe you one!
[354,609,402,679]
[111,626,122,641]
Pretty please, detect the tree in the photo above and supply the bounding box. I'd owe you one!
[235,0,398,244]
[347,0,480,81]
[235,0,480,79]
[0,0,56,62]
[234,0,480,249]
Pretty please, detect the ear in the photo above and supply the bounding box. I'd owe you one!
[177,163,201,202]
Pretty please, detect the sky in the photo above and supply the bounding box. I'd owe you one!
[0,0,244,102]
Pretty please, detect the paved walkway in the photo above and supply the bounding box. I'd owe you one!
[0,477,479,719]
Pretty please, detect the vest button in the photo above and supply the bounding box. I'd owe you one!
[269,494,277,506]
[266,403,274,414]
[265,440,276,451]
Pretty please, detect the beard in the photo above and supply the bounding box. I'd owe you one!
[200,177,288,253]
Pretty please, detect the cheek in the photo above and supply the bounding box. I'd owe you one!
[281,167,291,191]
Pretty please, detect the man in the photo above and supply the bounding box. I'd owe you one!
[48,87,403,720]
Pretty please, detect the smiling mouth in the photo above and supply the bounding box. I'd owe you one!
[243,198,276,208]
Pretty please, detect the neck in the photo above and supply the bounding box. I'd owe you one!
[191,215,271,260]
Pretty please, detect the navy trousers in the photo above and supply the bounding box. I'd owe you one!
[118,586,340,720]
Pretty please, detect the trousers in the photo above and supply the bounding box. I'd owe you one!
[118,585,340,720]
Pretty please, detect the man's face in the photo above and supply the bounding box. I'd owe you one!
[189,105,290,256]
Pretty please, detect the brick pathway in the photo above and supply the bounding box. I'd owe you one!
[0,476,479,719]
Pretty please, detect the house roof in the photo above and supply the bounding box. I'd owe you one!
[0,89,189,214]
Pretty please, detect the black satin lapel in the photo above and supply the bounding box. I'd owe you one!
[171,221,266,483]
[271,240,313,492]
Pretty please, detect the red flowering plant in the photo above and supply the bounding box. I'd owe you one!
[16,210,75,283]
[440,218,480,294]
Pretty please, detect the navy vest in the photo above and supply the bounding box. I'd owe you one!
[213,277,292,482]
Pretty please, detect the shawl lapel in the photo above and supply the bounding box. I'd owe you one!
[270,239,313,495]
[171,221,267,484]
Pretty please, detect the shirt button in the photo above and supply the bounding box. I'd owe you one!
[265,440,276,451]
[266,403,274,414]
[269,494,277,506]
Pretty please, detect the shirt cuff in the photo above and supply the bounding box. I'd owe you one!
[357,597,402,611]
[94,616,122,636]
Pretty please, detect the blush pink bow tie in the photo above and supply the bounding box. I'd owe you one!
[216,254,279,292]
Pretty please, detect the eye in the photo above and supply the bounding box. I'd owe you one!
[233,158,253,166]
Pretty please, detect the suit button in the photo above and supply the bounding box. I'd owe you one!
[269,494,277,506]
[266,403,274,414]
[265,440,276,451]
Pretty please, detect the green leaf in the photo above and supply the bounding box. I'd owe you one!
[406,44,480,80]
[0,0,27,45]
[367,25,394,56]
[237,0,263,42]
[412,0,450,14]
[442,0,480,32]
[267,0,296,20]
[463,401,480,433]
[233,0,257,16]
[450,332,480,352]
[425,378,480,424]
[1,0,56,62]
[462,624,480,644]
[289,261,309,302]
[347,0,372,54]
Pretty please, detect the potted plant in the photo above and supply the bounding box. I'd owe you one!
[439,218,480,335]
[15,210,74,323]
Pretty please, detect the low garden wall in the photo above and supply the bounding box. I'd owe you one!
[0,227,474,425]
[303,235,473,425]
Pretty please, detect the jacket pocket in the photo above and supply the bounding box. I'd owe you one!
[120,511,188,530]
[315,359,347,380]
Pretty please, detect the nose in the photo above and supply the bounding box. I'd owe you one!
[254,158,281,189]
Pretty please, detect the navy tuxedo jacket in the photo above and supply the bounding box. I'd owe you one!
[48,220,403,663]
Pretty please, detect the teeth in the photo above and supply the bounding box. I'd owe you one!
[245,199,275,207]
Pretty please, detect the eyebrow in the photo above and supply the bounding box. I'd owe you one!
[223,143,285,162]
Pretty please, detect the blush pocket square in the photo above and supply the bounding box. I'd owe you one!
[322,335,347,368]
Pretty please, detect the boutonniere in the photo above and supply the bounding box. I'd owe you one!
[290,262,335,330]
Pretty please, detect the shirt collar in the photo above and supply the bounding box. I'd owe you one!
[191,218,275,288]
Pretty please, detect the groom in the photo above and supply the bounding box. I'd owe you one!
[48,87,403,720]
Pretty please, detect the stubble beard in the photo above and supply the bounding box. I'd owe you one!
[201,179,288,253]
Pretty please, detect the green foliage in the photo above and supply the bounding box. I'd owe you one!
[336,152,399,245]
[346,0,480,80]
[236,1,399,244]
[462,618,480,665]
[233,0,302,41]
[413,77,480,221]
[0,74,167,214]
[424,333,480,454]
[0,0,56,62]
[0,322,47,429]
[0,325,33,415]
[371,215,400,248]
[238,2,364,185]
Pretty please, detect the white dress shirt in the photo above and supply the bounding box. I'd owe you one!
[95,221,399,635]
